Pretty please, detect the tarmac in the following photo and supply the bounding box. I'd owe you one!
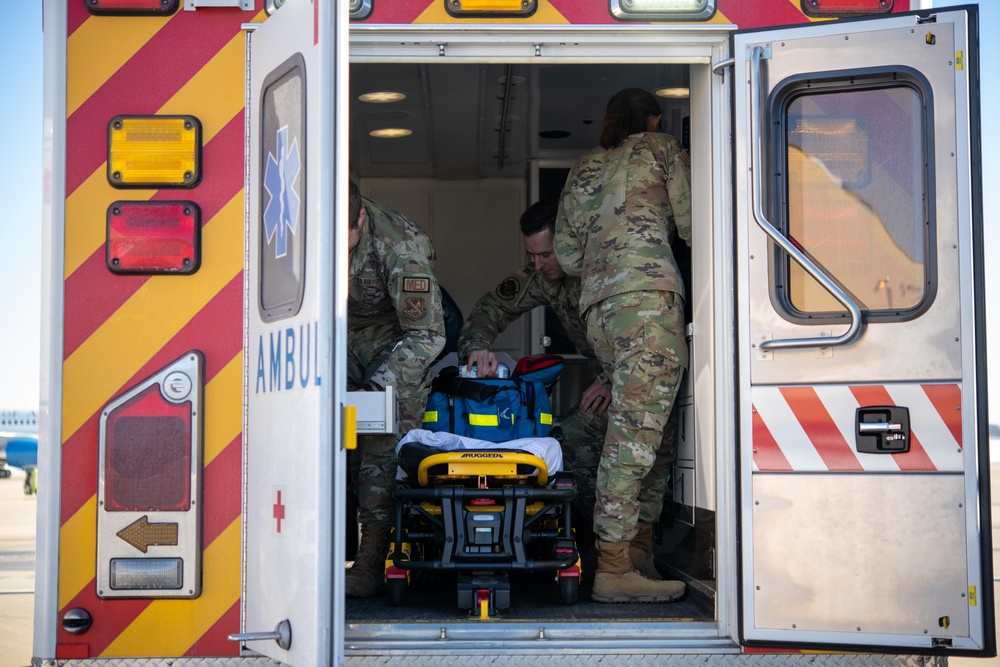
[0,467,35,667]
[0,463,997,667]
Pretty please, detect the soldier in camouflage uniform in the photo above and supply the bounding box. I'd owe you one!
[347,181,445,597]
[555,88,691,604]
[457,201,611,528]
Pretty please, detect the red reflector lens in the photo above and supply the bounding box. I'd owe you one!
[107,201,200,274]
[801,0,893,16]
[104,385,192,511]
[87,0,180,14]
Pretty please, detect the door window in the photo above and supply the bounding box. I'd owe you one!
[772,72,934,320]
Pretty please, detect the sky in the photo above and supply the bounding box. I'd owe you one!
[0,2,997,418]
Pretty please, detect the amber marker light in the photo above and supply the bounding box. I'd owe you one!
[446,0,537,17]
[108,115,202,189]
[107,201,200,275]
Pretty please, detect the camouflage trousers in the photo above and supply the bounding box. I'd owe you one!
[347,331,432,528]
[557,406,607,525]
[584,290,687,544]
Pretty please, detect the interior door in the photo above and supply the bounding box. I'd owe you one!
[734,7,993,654]
[241,0,342,665]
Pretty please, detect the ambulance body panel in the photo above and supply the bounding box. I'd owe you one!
[36,1,992,665]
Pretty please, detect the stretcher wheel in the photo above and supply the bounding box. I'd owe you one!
[558,574,579,605]
[387,577,407,606]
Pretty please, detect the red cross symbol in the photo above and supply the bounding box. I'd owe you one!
[273,490,285,533]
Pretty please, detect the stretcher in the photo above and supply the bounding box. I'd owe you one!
[387,429,581,618]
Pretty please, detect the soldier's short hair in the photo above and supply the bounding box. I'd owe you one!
[600,88,663,149]
[519,200,558,237]
[349,180,363,230]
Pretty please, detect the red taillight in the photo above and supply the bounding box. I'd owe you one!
[104,384,192,512]
[86,0,180,15]
[107,201,200,274]
[801,0,893,17]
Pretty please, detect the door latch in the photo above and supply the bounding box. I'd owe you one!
[855,406,910,454]
[229,619,292,650]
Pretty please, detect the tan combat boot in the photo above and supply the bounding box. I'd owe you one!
[591,539,685,603]
[629,522,662,580]
[346,524,390,598]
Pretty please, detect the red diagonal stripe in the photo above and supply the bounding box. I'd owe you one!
[184,599,241,657]
[922,384,963,448]
[61,274,244,522]
[63,112,244,358]
[849,385,936,471]
[716,0,809,27]
[369,0,434,23]
[549,0,620,24]
[201,436,243,546]
[58,589,151,655]
[779,386,863,471]
[68,2,96,37]
[65,10,246,196]
[751,405,792,471]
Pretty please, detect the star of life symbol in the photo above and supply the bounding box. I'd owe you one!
[263,125,301,259]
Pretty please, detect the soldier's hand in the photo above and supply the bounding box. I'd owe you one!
[467,349,499,378]
[579,379,611,415]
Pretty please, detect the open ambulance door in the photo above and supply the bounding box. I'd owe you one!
[239,0,344,665]
[733,6,993,656]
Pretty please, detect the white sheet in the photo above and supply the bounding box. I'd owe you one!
[395,428,562,481]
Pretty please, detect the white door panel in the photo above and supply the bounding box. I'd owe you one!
[243,1,341,665]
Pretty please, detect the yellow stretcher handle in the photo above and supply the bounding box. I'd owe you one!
[343,404,357,451]
[416,451,548,486]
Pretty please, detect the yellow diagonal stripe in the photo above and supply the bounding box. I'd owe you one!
[57,359,245,609]
[58,497,97,610]
[102,519,242,657]
[62,192,244,440]
[204,353,244,467]
[65,28,249,278]
[67,16,170,117]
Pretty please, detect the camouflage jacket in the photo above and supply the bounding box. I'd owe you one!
[554,132,692,314]
[457,265,606,382]
[348,197,445,392]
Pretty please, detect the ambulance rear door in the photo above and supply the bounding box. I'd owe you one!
[733,6,993,656]
[239,0,344,665]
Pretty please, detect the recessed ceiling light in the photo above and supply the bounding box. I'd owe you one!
[359,91,406,103]
[369,128,412,139]
[655,87,690,99]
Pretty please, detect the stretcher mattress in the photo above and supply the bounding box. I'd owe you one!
[395,428,562,483]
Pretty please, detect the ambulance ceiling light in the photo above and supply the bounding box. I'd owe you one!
[86,0,180,14]
[370,128,413,138]
[447,0,537,17]
[108,115,202,189]
[106,201,201,275]
[610,0,715,21]
[656,87,690,99]
[359,91,406,104]
[801,0,893,17]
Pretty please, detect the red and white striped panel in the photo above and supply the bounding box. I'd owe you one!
[751,384,964,473]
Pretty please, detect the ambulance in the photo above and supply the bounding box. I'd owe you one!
[36,0,993,665]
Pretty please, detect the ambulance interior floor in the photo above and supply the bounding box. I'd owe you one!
[345,568,715,622]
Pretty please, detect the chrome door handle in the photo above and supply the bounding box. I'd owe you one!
[229,619,291,650]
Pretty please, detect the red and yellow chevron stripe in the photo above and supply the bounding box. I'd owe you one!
[57,1,262,659]
[358,0,910,26]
